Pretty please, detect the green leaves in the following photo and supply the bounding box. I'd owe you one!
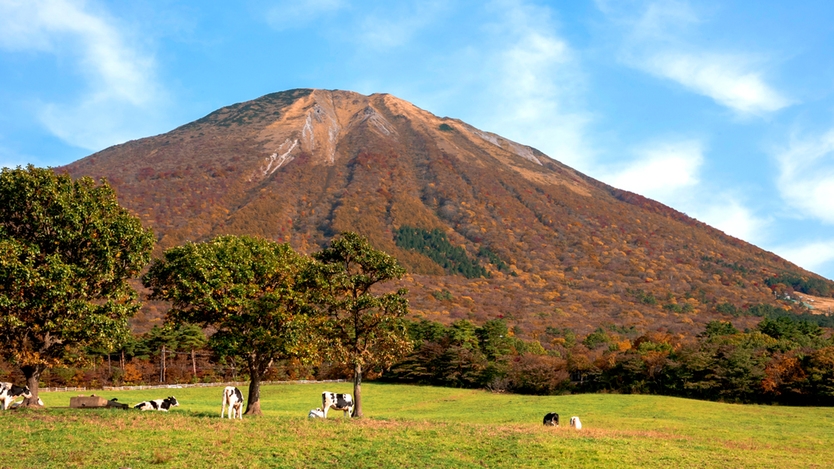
[143,235,321,378]
[310,232,412,368]
[0,166,154,370]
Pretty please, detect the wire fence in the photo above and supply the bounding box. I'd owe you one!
[40,379,347,393]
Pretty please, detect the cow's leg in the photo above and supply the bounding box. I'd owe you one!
[221,397,226,418]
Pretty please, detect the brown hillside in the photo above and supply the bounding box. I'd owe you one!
[62,89,832,338]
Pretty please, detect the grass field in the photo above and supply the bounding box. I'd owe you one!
[1,382,832,468]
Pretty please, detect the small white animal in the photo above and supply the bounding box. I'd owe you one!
[570,416,582,429]
[308,408,325,418]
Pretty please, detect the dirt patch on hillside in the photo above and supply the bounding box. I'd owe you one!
[792,293,834,315]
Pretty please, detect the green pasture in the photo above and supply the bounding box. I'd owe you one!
[1,383,832,468]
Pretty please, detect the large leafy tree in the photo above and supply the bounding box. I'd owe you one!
[143,235,316,415]
[0,166,154,406]
[310,232,412,418]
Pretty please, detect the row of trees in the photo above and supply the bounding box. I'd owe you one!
[0,167,411,416]
[387,316,834,404]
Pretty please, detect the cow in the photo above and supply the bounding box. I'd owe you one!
[543,412,559,426]
[0,382,33,410]
[134,396,179,411]
[321,392,353,418]
[221,386,244,419]
[308,408,325,418]
[570,416,582,429]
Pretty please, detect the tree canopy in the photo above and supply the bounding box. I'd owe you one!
[0,166,154,405]
[309,232,412,417]
[143,235,316,415]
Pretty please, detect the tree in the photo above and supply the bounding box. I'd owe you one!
[309,232,412,418]
[143,235,315,415]
[143,325,180,383]
[0,166,154,406]
[177,324,207,379]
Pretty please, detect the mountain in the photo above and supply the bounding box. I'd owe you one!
[62,89,833,337]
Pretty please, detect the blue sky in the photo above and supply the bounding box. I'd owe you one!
[2,0,834,280]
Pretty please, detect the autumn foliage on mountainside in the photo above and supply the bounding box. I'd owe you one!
[62,89,834,340]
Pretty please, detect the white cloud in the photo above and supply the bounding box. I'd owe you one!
[600,0,791,115]
[775,128,834,224]
[602,139,703,201]
[642,52,791,114]
[600,138,770,242]
[265,0,347,31]
[474,0,594,170]
[696,198,770,243]
[0,0,165,151]
[772,240,834,277]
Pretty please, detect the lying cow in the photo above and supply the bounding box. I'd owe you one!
[570,416,582,429]
[0,382,33,410]
[10,397,44,409]
[221,386,244,419]
[308,408,325,418]
[321,391,353,418]
[134,396,179,411]
[543,412,559,426]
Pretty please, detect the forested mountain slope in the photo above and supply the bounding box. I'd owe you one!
[62,89,833,337]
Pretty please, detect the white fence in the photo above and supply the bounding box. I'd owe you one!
[40,379,346,393]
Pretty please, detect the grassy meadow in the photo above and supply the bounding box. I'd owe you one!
[1,382,832,468]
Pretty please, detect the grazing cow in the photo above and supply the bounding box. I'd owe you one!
[0,382,33,410]
[570,416,582,429]
[134,396,179,411]
[543,412,559,426]
[221,386,244,419]
[308,408,325,418]
[321,392,353,418]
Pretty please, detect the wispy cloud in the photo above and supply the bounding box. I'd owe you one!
[473,0,594,170]
[0,0,165,151]
[265,0,348,31]
[773,239,834,278]
[357,1,449,50]
[599,0,791,115]
[601,139,703,201]
[600,138,770,242]
[775,128,834,224]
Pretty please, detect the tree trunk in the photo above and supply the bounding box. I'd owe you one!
[244,363,263,416]
[21,365,43,407]
[191,349,197,378]
[160,345,166,383]
[352,362,363,418]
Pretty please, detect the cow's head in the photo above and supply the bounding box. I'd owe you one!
[166,396,179,407]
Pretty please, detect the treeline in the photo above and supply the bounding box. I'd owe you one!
[8,311,834,406]
[765,272,833,298]
[385,314,834,405]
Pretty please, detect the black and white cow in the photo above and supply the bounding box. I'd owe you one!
[321,391,353,418]
[134,396,179,411]
[0,382,33,410]
[221,386,244,419]
[543,412,559,426]
[570,416,582,429]
[308,408,325,418]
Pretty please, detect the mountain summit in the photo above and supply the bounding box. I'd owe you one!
[64,89,831,336]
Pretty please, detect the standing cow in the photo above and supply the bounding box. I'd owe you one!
[0,382,32,410]
[321,392,353,418]
[221,386,244,419]
[543,412,559,426]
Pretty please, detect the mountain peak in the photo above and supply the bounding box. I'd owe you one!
[62,89,832,336]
